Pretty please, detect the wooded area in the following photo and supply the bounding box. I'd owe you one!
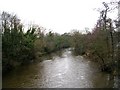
[1,2,120,79]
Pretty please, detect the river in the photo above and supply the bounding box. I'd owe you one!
[3,48,115,88]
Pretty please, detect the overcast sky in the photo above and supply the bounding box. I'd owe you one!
[0,0,118,34]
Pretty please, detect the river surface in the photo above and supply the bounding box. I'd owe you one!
[3,48,114,88]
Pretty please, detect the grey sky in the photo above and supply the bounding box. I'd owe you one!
[0,0,118,34]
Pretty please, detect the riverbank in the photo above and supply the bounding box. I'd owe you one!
[3,49,115,88]
[3,47,70,76]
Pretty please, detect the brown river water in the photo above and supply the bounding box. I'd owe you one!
[3,48,116,88]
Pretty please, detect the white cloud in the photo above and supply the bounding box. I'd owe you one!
[0,0,117,34]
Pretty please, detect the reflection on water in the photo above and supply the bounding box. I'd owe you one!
[3,48,114,88]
